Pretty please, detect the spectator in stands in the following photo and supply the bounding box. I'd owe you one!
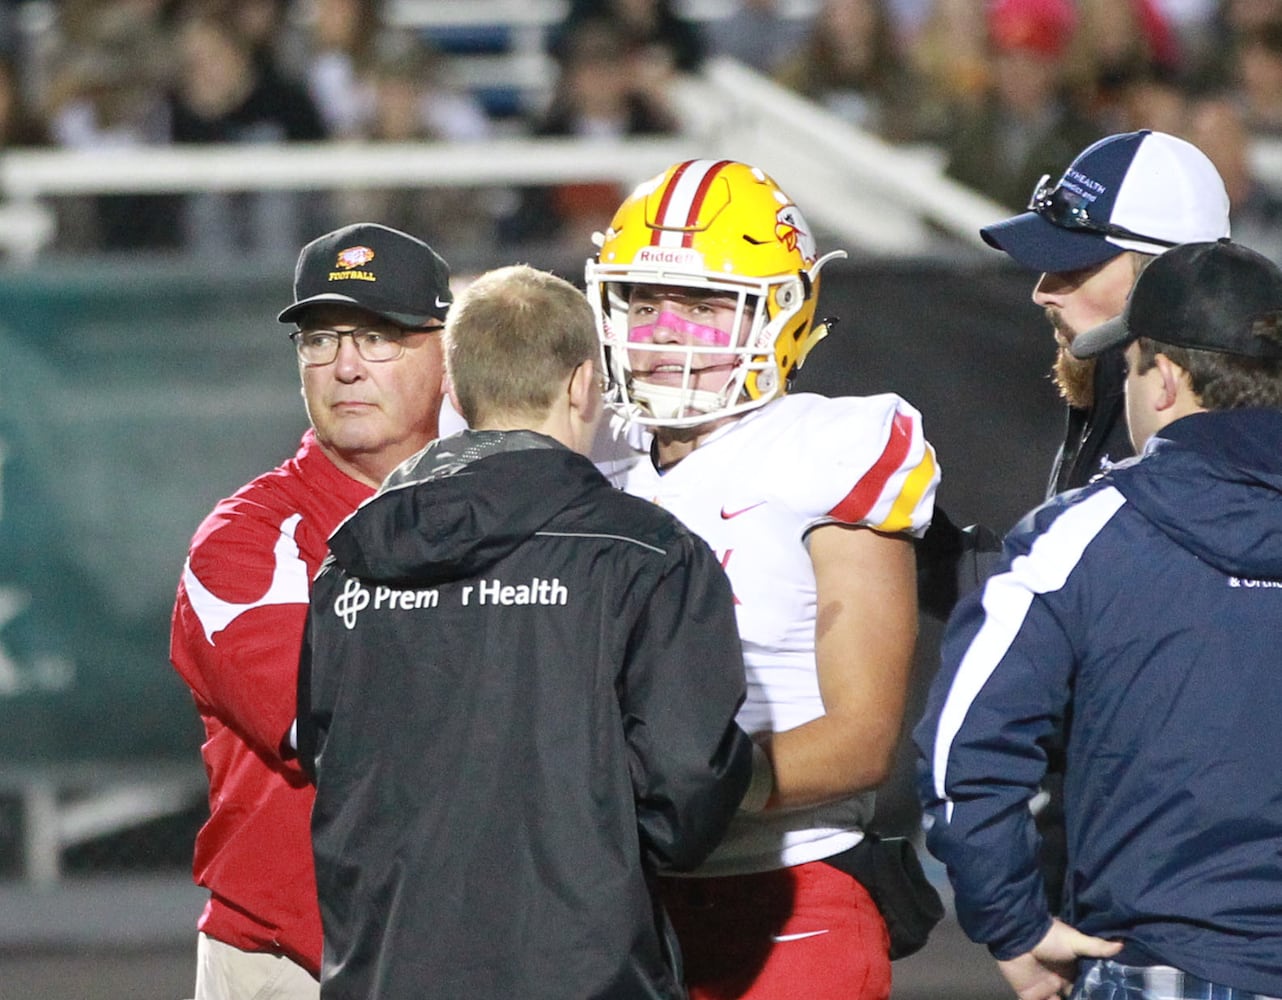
[542,16,678,138]
[500,16,677,245]
[551,0,707,99]
[553,0,706,75]
[331,32,495,257]
[943,0,1101,211]
[1053,0,1189,139]
[0,53,47,149]
[1217,0,1282,41]
[301,0,386,139]
[0,1,16,60]
[320,28,492,147]
[1062,0,1183,133]
[1191,0,1282,89]
[550,0,700,158]
[373,34,492,143]
[906,0,993,142]
[43,2,177,250]
[1233,17,1282,136]
[168,8,328,257]
[1108,69,1189,135]
[170,222,454,1000]
[774,0,920,140]
[225,0,299,77]
[704,0,810,76]
[1186,92,1282,262]
[1157,0,1220,80]
[186,0,318,131]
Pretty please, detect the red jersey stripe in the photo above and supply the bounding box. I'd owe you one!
[828,411,914,524]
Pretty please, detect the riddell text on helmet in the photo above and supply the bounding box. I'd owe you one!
[635,247,702,267]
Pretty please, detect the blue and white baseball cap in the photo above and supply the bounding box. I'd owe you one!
[980,130,1231,273]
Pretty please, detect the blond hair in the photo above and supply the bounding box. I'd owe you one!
[445,264,597,426]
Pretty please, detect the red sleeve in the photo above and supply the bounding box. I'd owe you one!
[171,499,323,766]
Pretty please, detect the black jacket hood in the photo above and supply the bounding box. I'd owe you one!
[329,430,603,585]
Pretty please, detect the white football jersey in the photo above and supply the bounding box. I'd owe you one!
[619,392,938,874]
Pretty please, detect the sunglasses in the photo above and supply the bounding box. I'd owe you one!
[1027,174,1177,248]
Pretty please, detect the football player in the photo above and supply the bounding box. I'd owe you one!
[586,159,939,998]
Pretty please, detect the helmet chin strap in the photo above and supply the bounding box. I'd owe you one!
[628,380,733,425]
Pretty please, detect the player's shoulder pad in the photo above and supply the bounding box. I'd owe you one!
[756,393,938,534]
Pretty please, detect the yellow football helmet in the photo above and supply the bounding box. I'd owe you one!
[585,159,846,427]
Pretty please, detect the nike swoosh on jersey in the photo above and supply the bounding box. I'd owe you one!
[720,501,766,519]
[771,929,830,943]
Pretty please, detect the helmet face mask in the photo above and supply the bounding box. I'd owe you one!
[604,274,790,426]
[586,159,845,429]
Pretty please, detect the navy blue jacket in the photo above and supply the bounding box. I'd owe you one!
[916,408,1282,995]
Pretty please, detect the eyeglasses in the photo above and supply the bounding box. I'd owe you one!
[1027,174,1178,248]
[290,325,442,366]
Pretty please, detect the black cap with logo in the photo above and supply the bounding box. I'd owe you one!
[277,223,453,328]
[1071,240,1282,361]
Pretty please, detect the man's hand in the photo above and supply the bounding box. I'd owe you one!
[996,918,1123,1000]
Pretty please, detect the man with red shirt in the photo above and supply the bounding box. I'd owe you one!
[169,223,452,999]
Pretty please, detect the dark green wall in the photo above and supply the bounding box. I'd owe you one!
[0,256,1057,765]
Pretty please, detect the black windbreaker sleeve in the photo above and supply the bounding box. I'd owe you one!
[294,563,342,786]
[294,600,318,785]
[620,532,753,872]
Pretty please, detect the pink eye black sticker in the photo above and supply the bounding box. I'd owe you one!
[628,310,732,347]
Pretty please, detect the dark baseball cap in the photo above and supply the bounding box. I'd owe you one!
[980,131,1230,274]
[277,223,453,327]
[1071,240,1282,360]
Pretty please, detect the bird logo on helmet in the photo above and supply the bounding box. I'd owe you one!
[585,159,846,428]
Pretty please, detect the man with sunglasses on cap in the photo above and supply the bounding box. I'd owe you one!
[982,129,1231,498]
[917,239,1282,1000]
[170,223,452,999]
[918,131,1233,626]
[975,130,1233,915]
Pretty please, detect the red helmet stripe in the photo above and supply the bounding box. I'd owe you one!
[827,411,914,523]
[650,160,695,242]
[649,159,734,246]
[680,160,732,247]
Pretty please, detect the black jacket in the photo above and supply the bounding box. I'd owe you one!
[299,430,752,1000]
[1048,346,1135,498]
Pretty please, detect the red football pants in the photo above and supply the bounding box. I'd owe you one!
[659,860,892,1000]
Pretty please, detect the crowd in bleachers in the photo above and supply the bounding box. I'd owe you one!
[1,0,1281,261]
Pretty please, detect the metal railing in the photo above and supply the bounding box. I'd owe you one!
[0,59,1016,265]
[0,762,206,886]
